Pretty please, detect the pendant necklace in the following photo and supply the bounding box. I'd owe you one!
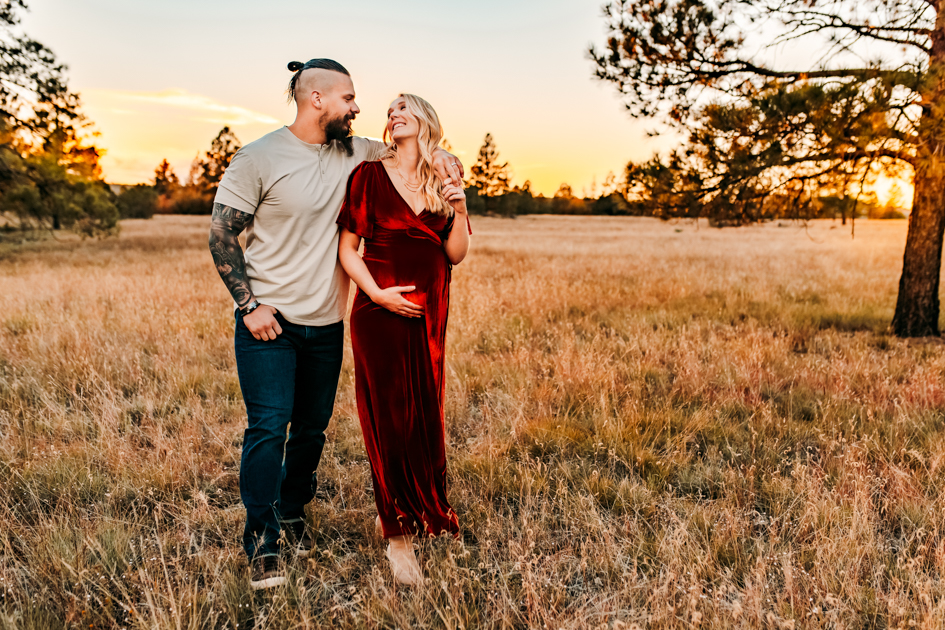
[396,167,421,192]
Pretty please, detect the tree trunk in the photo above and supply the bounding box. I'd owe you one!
[892,157,945,336]
[892,14,945,337]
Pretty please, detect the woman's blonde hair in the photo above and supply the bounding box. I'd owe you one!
[382,93,452,216]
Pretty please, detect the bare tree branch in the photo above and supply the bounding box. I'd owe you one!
[771,7,932,52]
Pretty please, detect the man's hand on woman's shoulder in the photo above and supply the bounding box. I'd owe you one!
[432,149,463,188]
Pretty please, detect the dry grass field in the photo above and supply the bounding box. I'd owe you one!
[1,214,944,629]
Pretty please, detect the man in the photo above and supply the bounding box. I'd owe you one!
[208,58,463,590]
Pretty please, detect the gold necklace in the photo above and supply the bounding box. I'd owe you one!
[396,167,421,192]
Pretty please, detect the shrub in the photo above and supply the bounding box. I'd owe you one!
[116,184,158,219]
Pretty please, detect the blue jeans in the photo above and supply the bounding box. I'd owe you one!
[234,309,344,559]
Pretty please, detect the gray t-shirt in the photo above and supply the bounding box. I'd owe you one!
[214,127,386,326]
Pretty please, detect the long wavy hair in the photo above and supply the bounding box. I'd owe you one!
[382,94,451,216]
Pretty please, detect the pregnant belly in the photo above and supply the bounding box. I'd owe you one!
[365,239,446,285]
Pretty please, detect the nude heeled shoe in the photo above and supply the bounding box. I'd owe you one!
[375,515,383,539]
[386,537,422,586]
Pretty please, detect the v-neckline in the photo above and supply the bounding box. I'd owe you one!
[380,162,427,218]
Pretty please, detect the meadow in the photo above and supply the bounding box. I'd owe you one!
[0,214,943,629]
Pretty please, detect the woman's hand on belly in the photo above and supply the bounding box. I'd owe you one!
[368,285,424,318]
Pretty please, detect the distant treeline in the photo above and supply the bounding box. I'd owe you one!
[120,130,907,222]
[461,133,906,221]
[464,184,907,221]
[111,126,241,220]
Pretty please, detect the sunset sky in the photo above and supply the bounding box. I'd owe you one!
[21,0,911,203]
[20,0,675,198]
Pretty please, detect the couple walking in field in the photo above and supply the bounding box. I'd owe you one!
[208,59,471,590]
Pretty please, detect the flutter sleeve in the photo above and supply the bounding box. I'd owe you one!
[337,162,375,239]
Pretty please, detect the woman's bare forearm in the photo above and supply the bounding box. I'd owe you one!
[444,213,470,265]
[338,230,382,300]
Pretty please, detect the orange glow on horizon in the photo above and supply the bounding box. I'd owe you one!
[84,92,643,199]
[83,88,915,207]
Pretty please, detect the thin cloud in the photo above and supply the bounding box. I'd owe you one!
[86,88,280,126]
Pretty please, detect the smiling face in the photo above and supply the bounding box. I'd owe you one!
[386,97,420,143]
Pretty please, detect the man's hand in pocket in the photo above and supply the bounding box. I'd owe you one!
[244,305,282,340]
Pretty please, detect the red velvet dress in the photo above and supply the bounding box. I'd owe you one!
[337,161,470,539]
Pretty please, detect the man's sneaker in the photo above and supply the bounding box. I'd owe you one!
[281,519,314,558]
[250,555,286,590]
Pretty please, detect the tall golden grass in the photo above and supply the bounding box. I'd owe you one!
[0,215,943,629]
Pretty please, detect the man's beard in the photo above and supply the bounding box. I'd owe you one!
[325,114,354,156]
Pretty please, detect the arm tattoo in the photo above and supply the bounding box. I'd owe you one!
[209,202,255,307]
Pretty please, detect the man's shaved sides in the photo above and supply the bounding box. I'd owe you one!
[285,58,350,103]
[294,69,349,105]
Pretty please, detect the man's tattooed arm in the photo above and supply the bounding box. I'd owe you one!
[209,202,255,307]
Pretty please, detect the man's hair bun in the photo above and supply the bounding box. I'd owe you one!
[287,61,304,72]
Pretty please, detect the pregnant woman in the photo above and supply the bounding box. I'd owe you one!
[337,93,471,585]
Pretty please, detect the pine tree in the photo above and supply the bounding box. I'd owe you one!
[0,1,115,236]
[554,183,573,199]
[153,159,179,195]
[191,127,241,196]
[0,0,82,140]
[591,0,945,336]
[468,133,510,198]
